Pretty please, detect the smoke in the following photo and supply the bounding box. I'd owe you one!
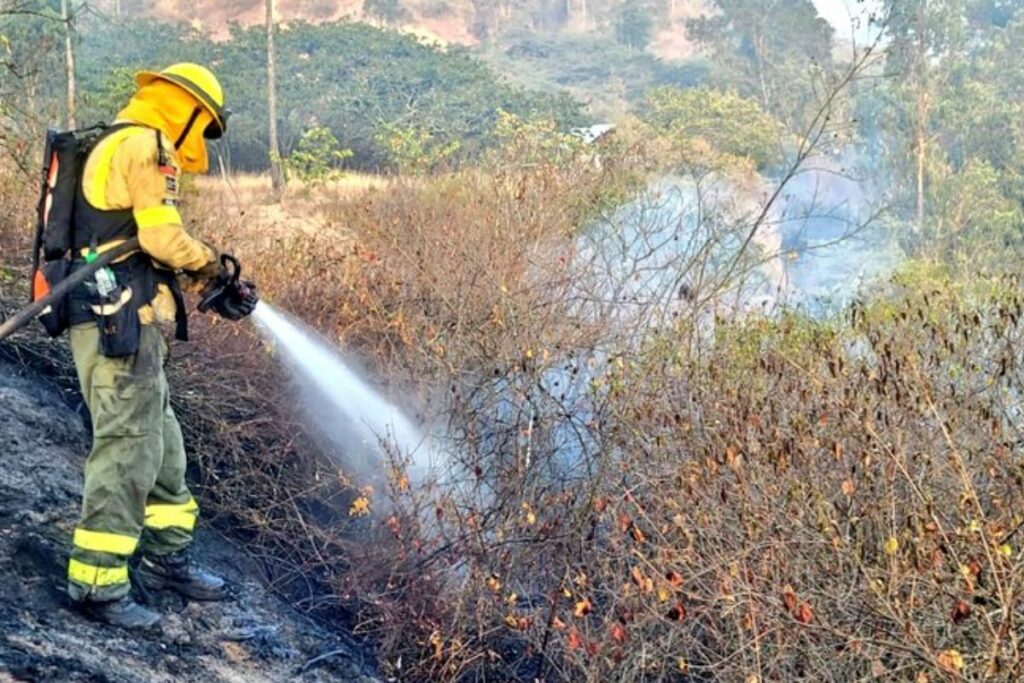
[251,303,438,484]
[772,149,903,313]
[577,147,903,324]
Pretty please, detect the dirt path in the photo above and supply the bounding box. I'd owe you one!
[0,359,378,683]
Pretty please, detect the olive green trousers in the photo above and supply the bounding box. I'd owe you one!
[68,323,198,602]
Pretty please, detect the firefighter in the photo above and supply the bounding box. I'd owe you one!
[66,63,253,628]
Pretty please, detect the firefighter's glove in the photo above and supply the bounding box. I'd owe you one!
[197,254,259,322]
[183,255,224,294]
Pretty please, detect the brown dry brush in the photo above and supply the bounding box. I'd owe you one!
[542,279,1024,682]
[331,275,1024,683]
[9,141,1024,681]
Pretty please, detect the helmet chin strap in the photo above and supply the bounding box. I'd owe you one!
[174,107,202,150]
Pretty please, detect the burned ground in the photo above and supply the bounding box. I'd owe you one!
[0,356,378,683]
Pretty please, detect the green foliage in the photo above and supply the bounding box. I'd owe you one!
[686,0,834,128]
[864,1,1024,267]
[363,0,409,25]
[924,159,1024,265]
[42,17,586,171]
[642,86,785,169]
[487,30,708,117]
[373,123,460,173]
[612,1,653,50]
[284,126,354,186]
[490,109,582,165]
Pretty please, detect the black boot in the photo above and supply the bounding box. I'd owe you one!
[136,550,228,602]
[80,595,161,629]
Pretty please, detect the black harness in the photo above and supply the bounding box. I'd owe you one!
[67,125,189,342]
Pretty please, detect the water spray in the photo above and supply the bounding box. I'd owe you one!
[250,303,436,482]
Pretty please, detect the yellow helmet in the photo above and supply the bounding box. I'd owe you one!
[135,63,228,139]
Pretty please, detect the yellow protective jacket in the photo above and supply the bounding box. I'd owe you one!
[79,124,215,325]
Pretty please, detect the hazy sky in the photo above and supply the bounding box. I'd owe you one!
[812,0,883,44]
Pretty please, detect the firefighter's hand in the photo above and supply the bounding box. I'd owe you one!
[182,255,225,294]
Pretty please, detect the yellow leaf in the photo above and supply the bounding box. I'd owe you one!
[999,543,1013,558]
[504,614,519,629]
[522,501,536,526]
[486,575,502,593]
[657,587,671,603]
[506,592,518,605]
[885,536,899,555]
[348,496,371,517]
[429,630,443,660]
[677,657,688,673]
[937,649,964,672]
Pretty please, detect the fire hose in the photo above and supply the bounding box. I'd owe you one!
[0,238,140,342]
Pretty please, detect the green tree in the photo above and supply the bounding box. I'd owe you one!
[284,126,353,186]
[686,0,834,128]
[880,0,966,233]
[863,1,1024,264]
[374,123,460,173]
[613,2,652,51]
[71,19,585,171]
[363,0,409,25]
[642,86,785,169]
[925,159,1023,263]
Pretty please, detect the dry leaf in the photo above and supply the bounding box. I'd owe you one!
[796,602,814,624]
[782,585,798,612]
[219,641,249,664]
[951,599,971,624]
[870,658,886,678]
[631,566,653,593]
[665,602,687,621]
[937,649,964,672]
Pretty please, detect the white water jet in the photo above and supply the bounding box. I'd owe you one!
[251,303,436,481]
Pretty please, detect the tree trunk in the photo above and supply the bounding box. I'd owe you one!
[62,0,76,129]
[266,0,284,196]
[915,95,927,236]
[113,0,121,16]
[913,3,927,236]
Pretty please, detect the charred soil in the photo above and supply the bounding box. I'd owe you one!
[0,356,377,683]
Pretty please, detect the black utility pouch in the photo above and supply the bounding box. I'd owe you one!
[37,259,71,337]
[92,284,141,358]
